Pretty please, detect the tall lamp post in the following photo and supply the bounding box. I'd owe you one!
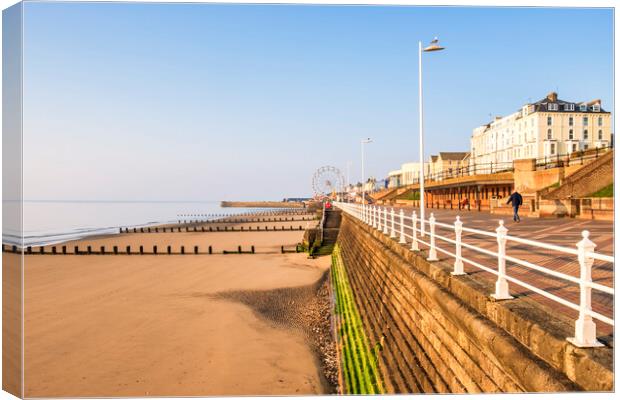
[361,138,372,206]
[419,37,445,236]
[346,160,352,202]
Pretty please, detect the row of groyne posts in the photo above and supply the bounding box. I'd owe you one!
[3,209,315,256]
[119,224,307,234]
[119,210,316,233]
[2,243,304,255]
[4,243,253,255]
[334,202,614,349]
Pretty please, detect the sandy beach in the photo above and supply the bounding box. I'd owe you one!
[13,211,334,397]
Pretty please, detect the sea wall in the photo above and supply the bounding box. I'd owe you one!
[335,213,612,393]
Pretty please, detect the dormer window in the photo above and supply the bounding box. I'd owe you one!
[592,104,601,112]
[579,104,587,111]
[564,103,575,111]
[548,103,558,111]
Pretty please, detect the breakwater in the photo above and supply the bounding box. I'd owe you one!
[221,201,305,208]
[334,212,612,393]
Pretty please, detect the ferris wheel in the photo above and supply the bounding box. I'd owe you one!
[312,166,345,198]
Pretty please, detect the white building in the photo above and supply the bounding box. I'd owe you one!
[387,169,401,188]
[386,162,432,188]
[400,162,432,185]
[470,92,612,169]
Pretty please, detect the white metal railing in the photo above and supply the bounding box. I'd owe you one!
[335,201,614,348]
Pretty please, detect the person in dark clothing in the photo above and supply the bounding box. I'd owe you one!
[506,191,523,222]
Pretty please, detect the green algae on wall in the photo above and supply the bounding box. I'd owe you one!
[331,244,383,394]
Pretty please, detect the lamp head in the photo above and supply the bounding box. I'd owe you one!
[362,138,373,144]
[423,37,445,52]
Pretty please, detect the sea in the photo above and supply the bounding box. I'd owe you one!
[3,201,280,247]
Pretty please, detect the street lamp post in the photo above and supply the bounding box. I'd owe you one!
[418,37,445,237]
[361,138,372,206]
[346,161,352,202]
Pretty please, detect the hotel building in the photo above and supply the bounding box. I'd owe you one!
[470,92,612,168]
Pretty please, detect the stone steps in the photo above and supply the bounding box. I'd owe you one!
[540,150,613,200]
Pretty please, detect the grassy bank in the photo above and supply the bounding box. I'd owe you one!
[396,190,419,201]
[589,183,613,198]
[331,244,383,394]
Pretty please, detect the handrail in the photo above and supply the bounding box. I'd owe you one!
[334,201,613,348]
[376,146,612,191]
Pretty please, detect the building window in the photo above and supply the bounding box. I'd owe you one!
[547,129,552,139]
[548,103,558,111]
[598,117,603,126]
[569,116,573,126]
[547,116,552,126]
[584,129,588,140]
[550,143,555,155]
[569,129,574,140]
[564,103,575,111]
[579,104,587,111]
[598,130,603,140]
[572,143,577,153]
[583,116,588,126]
[592,104,601,112]
[584,144,589,150]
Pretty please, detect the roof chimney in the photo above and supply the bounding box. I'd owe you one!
[546,91,558,102]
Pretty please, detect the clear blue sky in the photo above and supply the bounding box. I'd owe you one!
[21,2,613,200]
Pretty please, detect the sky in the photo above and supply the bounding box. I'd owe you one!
[20,2,613,200]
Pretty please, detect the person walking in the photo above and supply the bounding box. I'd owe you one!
[506,190,523,222]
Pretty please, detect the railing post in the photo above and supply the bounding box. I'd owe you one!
[398,209,406,244]
[492,220,513,300]
[372,206,377,228]
[382,208,389,235]
[390,208,397,238]
[568,231,604,347]
[411,210,419,251]
[376,206,382,231]
[452,216,465,275]
[427,213,438,261]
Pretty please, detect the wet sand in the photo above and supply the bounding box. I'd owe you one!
[17,212,332,397]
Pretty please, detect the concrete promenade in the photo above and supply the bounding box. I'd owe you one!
[374,205,613,338]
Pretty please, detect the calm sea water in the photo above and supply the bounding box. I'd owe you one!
[5,201,275,246]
